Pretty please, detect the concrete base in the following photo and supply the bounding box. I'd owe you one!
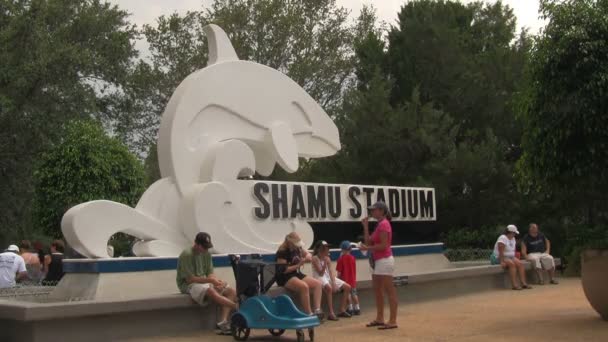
[0,261,562,342]
[50,251,450,301]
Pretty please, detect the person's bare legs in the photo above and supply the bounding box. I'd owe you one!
[382,276,398,327]
[340,283,351,313]
[504,259,519,288]
[535,268,544,284]
[323,284,336,317]
[206,287,237,322]
[514,258,529,286]
[302,276,322,312]
[285,277,311,314]
[548,267,556,281]
[372,275,385,323]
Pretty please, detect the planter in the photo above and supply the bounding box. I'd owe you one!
[581,249,608,321]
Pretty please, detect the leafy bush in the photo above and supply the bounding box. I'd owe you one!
[33,120,145,238]
[440,226,500,250]
[563,225,608,276]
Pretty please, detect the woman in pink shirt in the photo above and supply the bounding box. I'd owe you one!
[360,201,398,330]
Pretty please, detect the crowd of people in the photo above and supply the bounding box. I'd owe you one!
[174,201,562,335]
[175,201,400,334]
[0,239,65,289]
[0,202,559,334]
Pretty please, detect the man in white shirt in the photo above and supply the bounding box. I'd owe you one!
[0,244,28,288]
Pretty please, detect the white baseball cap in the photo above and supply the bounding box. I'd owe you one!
[6,244,19,252]
[507,225,519,235]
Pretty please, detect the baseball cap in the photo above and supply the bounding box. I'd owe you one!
[368,201,389,212]
[195,232,213,249]
[340,240,352,250]
[507,225,519,235]
[6,244,19,252]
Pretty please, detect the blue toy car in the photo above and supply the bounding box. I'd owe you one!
[229,254,320,341]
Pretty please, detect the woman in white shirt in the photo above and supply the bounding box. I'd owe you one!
[491,225,532,290]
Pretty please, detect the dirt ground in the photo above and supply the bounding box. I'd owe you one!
[132,278,608,342]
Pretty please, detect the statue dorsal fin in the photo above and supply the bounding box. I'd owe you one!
[203,24,239,65]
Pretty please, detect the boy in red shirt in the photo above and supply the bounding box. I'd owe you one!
[337,240,360,315]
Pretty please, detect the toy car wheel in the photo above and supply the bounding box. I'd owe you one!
[296,329,305,342]
[231,313,250,341]
[308,328,315,341]
[268,329,285,337]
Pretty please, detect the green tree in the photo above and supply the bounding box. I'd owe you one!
[384,0,531,230]
[0,0,138,241]
[518,0,608,226]
[32,120,145,238]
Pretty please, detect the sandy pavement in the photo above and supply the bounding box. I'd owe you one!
[129,278,607,342]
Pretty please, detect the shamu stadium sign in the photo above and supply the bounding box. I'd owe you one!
[250,181,435,221]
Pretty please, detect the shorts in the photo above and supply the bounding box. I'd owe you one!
[490,254,515,265]
[187,283,229,306]
[526,253,555,270]
[372,256,395,276]
[276,272,306,287]
[317,275,347,292]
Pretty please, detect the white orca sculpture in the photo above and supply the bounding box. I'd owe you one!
[61,24,341,258]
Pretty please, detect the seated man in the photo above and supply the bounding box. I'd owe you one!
[176,232,237,334]
[522,223,558,285]
[0,244,28,288]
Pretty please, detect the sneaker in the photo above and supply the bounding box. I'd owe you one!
[337,311,352,318]
[216,320,231,334]
[550,279,559,285]
[353,309,361,316]
[313,309,325,321]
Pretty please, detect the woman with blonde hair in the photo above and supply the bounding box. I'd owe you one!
[275,232,323,318]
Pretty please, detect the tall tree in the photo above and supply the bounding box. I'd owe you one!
[0,0,138,243]
[384,0,531,230]
[518,0,608,225]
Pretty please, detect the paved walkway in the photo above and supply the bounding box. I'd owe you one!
[131,278,607,342]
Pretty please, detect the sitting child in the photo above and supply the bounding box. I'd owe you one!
[337,240,360,315]
[312,241,352,321]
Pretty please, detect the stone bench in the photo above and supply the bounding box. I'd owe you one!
[1,245,563,342]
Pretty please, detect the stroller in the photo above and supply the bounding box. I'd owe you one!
[228,254,320,341]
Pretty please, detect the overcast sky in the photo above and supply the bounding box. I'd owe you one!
[111,0,545,33]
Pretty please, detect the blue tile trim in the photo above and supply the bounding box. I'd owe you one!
[63,243,444,274]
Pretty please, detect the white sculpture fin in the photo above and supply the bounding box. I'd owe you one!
[203,24,239,65]
[269,122,299,173]
[62,200,189,258]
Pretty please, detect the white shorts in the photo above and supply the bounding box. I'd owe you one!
[526,253,555,270]
[372,256,395,276]
[187,283,229,306]
[317,277,346,291]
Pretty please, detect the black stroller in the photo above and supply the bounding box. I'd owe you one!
[228,254,320,341]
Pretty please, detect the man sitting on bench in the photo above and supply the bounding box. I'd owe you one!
[176,232,238,334]
[522,223,559,285]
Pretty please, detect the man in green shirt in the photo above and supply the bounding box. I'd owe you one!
[176,232,237,334]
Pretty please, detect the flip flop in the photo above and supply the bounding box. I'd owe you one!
[327,314,339,321]
[366,321,385,327]
[378,324,398,330]
[512,286,522,290]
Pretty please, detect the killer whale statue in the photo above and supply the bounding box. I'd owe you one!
[61,24,341,258]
